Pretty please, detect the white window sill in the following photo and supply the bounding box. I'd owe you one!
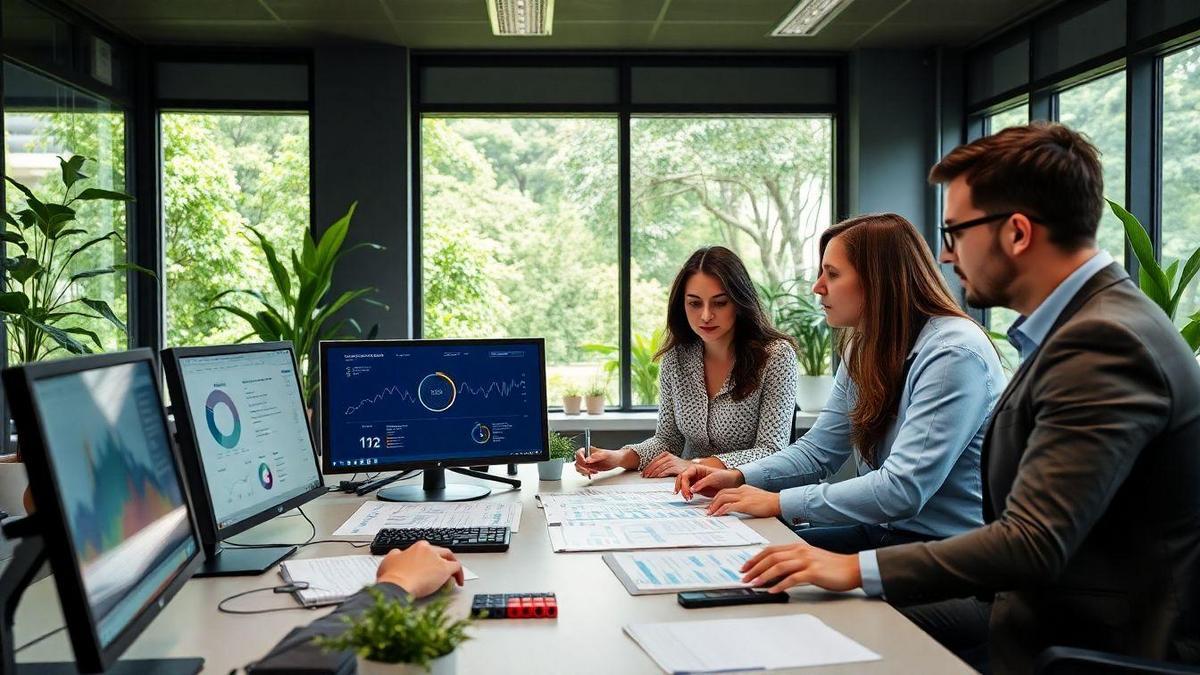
[549,409,818,433]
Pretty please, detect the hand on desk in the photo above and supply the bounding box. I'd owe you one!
[741,541,862,594]
[705,485,782,518]
[674,464,744,500]
[376,541,464,598]
[574,446,638,476]
[641,452,693,478]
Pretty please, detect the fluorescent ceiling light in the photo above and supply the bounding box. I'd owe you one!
[771,0,854,37]
[487,0,555,37]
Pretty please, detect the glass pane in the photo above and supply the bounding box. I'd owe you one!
[161,112,310,347]
[1162,45,1200,332]
[420,117,620,407]
[3,62,127,363]
[1057,70,1127,264]
[630,116,834,405]
[984,106,1030,371]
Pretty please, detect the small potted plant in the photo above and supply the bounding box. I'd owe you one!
[538,431,576,481]
[315,588,472,675]
[585,382,607,415]
[561,387,583,415]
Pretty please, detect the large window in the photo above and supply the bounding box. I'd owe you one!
[629,116,834,404]
[1162,44,1200,330]
[160,112,310,347]
[1056,70,1127,263]
[983,106,1030,370]
[2,62,127,361]
[419,117,620,405]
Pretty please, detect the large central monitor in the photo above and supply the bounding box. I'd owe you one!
[161,342,326,577]
[2,349,203,674]
[320,338,549,502]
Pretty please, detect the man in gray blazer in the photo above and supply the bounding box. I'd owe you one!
[735,122,1200,674]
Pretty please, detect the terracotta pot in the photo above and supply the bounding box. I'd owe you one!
[562,395,582,415]
[585,395,605,415]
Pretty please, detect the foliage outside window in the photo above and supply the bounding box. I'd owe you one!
[1162,45,1200,331]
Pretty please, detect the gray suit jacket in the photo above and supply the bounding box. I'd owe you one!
[876,263,1200,673]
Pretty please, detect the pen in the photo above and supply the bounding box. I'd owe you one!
[583,428,591,481]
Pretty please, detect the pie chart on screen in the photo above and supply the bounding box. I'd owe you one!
[205,389,241,449]
[259,463,274,490]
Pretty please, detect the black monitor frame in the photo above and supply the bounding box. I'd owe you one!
[161,341,326,556]
[319,337,550,476]
[2,349,204,673]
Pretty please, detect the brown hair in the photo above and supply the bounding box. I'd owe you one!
[928,121,1104,250]
[821,214,976,467]
[656,246,796,402]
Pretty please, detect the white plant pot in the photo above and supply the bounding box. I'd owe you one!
[562,396,582,415]
[796,375,835,412]
[537,460,565,481]
[357,650,456,675]
[585,395,606,415]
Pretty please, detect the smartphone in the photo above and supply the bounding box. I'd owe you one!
[677,588,789,609]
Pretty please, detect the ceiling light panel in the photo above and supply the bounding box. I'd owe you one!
[771,0,854,37]
[487,0,555,37]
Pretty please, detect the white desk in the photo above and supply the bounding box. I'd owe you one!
[14,466,971,674]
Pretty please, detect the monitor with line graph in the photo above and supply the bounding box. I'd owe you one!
[319,338,549,502]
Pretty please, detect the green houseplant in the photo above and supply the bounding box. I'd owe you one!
[315,588,472,674]
[561,386,583,415]
[585,380,608,415]
[212,202,388,407]
[2,155,148,363]
[1108,199,1200,355]
[582,327,664,406]
[538,430,576,481]
[759,279,832,411]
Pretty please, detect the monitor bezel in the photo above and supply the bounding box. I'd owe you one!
[2,349,205,673]
[319,337,550,475]
[161,341,326,548]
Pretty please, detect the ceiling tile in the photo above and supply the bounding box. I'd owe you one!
[665,0,796,23]
[382,0,483,22]
[81,0,275,21]
[266,0,391,21]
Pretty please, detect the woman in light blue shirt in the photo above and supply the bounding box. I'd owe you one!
[675,213,1004,553]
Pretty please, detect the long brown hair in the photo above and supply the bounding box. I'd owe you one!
[656,246,796,402]
[821,214,975,466]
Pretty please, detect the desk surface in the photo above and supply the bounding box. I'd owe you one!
[15,466,971,674]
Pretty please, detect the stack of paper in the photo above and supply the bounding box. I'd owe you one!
[279,555,478,607]
[624,614,881,673]
[333,501,521,537]
[603,548,760,595]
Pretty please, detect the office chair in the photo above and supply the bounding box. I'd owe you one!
[789,404,800,444]
[1035,647,1200,675]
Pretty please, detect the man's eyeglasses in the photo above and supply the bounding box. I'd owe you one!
[939,212,1027,252]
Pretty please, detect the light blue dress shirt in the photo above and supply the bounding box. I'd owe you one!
[736,316,1004,595]
[858,250,1114,597]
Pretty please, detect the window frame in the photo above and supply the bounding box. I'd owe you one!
[410,53,848,412]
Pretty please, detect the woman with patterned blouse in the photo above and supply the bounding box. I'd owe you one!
[574,246,799,479]
[675,214,1003,554]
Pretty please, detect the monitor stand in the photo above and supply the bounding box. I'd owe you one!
[377,467,520,503]
[194,543,298,578]
[1,517,202,675]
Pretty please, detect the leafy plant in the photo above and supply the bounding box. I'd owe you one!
[315,588,472,668]
[758,279,832,376]
[547,430,576,461]
[1108,199,1200,354]
[211,202,388,406]
[585,382,607,398]
[2,155,150,363]
[563,386,581,398]
[582,327,664,404]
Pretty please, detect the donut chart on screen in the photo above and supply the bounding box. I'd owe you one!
[258,462,274,490]
[205,389,241,449]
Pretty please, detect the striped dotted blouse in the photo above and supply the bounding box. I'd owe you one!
[628,339,798,469]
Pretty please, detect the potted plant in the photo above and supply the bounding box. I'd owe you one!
[538,431,576,481]
[582,327,664,406]
[561,387,583,415]
[1109,199,1200,355]
[585,381,607,415]
[314,588,472,675]
[211,202,388,413]
[760,279,833,411]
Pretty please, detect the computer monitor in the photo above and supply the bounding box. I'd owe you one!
[320,338,549,502]
[161,342,326,577]
[2,349,203,674]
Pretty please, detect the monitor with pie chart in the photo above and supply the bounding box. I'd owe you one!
[320,338,549,502]
[161,342,325,577]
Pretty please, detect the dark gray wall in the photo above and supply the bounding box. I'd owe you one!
[313,46,412,341]
[847,49,939,242]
